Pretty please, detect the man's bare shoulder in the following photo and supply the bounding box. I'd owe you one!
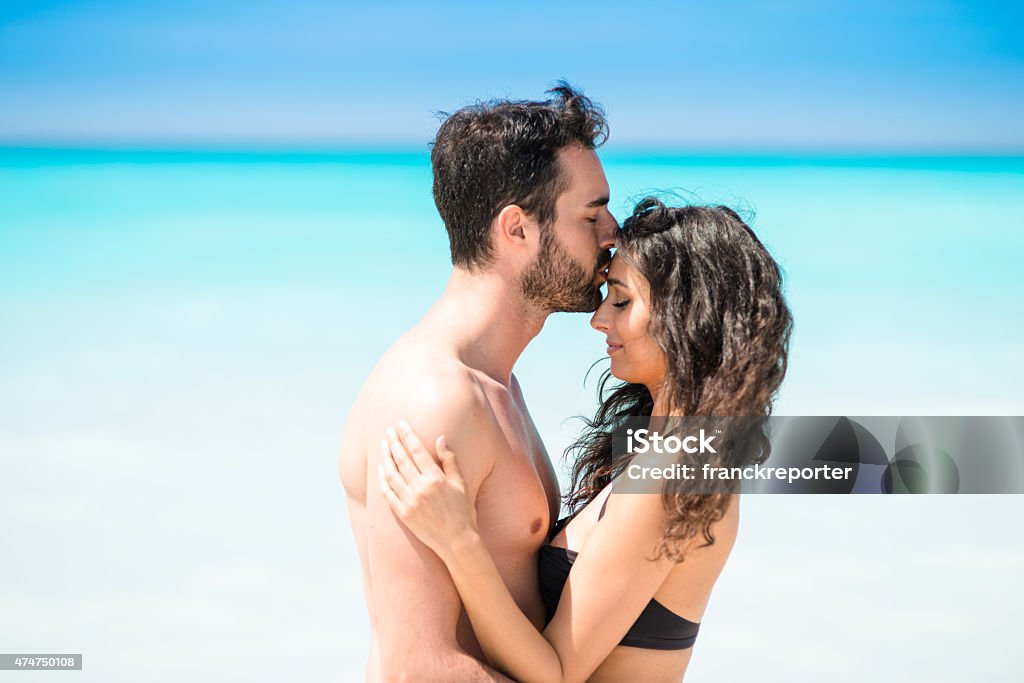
[368,339,490,418]
[356,337,507,483]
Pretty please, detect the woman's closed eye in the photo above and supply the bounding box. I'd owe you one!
[612,299,630,309]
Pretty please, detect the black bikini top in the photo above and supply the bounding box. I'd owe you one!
[537,496,700,651]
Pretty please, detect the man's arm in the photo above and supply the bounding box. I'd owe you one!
[365,368,513,682]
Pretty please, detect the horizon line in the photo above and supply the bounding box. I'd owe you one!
[3,142,1024,159]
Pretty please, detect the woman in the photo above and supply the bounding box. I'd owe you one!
[379,197,792,682]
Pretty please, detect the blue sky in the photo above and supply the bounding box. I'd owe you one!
[1,0,1022,149]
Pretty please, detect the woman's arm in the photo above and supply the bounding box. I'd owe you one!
[379,422,686,683]
[380,421,568,683]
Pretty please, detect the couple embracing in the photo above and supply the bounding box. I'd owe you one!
[338,84,792,682]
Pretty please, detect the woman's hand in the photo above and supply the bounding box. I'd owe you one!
[378,420,478,559]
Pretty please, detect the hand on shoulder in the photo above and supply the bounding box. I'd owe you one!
[378,361,505,493]
[380,422,478,559]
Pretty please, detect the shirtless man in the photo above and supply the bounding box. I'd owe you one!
[338,85,618,681]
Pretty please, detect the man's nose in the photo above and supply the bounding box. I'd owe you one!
[598,212,618,250]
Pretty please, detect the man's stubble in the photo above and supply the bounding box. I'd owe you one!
[520,223,611,314]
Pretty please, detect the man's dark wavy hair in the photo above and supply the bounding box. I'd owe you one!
[566,198,793,562]
[431,82,608,269]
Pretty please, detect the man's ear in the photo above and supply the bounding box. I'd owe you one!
[495,204,530,247]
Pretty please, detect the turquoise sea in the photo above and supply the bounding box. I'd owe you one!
[2,148,1023,681]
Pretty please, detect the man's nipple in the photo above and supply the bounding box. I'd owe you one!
[529,517,543,535]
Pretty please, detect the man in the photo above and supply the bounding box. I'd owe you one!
[338,84,618,681]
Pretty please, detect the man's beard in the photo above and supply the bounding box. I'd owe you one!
[520,226,610,314]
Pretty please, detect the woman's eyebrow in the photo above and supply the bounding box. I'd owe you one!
[606,277,629,289]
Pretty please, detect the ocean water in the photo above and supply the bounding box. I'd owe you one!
[1,148,1023,681]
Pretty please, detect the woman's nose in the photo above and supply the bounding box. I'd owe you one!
[591,308,608,332]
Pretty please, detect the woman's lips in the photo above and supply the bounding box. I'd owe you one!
[606,342,623,355]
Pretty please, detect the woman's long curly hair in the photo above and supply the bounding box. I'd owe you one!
[565,197,793,562]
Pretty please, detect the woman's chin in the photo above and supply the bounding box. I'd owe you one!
[608,364,632,383]
[609,365,655,390]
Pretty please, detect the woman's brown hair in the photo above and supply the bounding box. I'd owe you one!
[566,197,793,561]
